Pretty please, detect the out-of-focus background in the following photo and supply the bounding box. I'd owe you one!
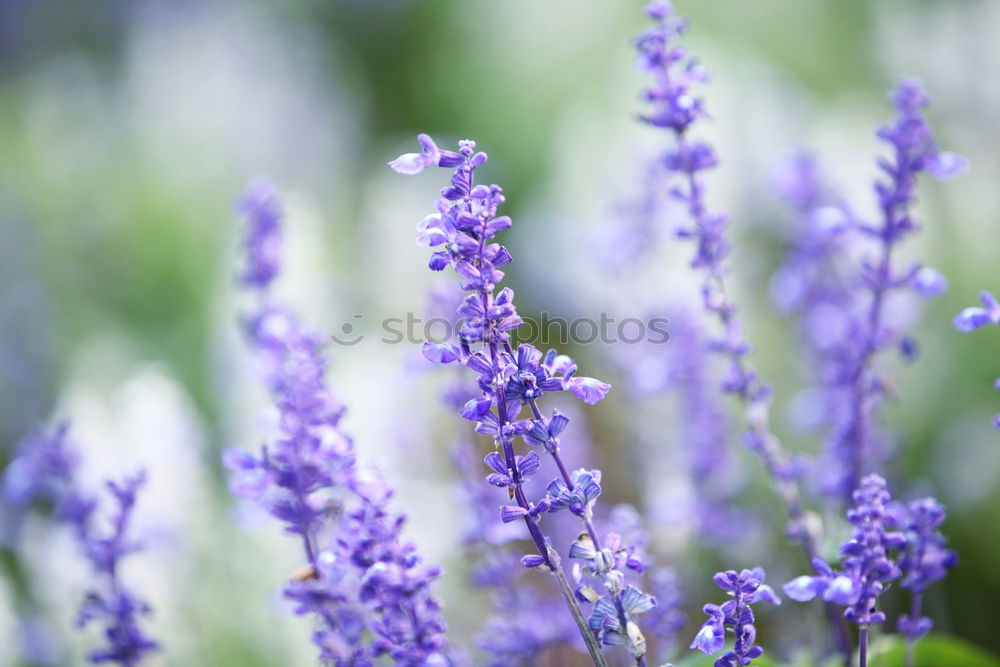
[1,1,998,665]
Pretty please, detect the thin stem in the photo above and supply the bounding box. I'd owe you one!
[905,591,923,667]
[859,626,869,667]
[485,335,606,665]
[551,560,610,667]
[446,160,607,665]
[676,139,853,665]
[524,393,644,666]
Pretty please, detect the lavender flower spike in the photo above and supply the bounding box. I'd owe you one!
[691,568,780,666]
[636,3,850,658]
[954,290,1000,428]
[819,79,966,501]
[4,424,159,666]
[226,181,449,664]
[783,475,905,667]
[897,497,957,666]
[392,136,655,666]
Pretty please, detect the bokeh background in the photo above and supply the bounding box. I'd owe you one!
[1,0,999,665]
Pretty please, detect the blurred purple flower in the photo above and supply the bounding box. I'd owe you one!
[4,424,158,666]
[895,497,957,644]
[226,182,449,664]
[802,79,966,502]
[954,291,1000,428]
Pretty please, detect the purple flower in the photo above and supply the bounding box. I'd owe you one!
[227,181,449,664]
[566,376,612,405]
[4,424,158,666]
[392,135,649,665]
[636,5,852,657]
[691,568,779,664]
[784,475,904,631]
[238,179,283,289]
[895,497,957,642]
[954,291,1000,332]
[954,291,1000,428]
[3,422,77,509]
[388,133,462,175]
[637,0,822,556]
[72,472,159,667]
[774,81,963,505]
[814,79,964,501]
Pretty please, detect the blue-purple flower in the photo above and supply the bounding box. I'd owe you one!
[896,497,957,642]
[392,134,653,666]
[226,181,449,664]
[4,424,158,666]
[784,475,904,627]
[954,291,1000,428]
[691,568,780,665]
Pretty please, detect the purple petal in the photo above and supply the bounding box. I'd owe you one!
[422,342,461,364]
[567,377,612,405]
[389,152,432,175]
[520,554,546,568]
[783,575,823,602]
[927,151,968,180]
[690,620,725,654]
[912,267,948,298]
[499,505,528,523]
[954,307,991,332]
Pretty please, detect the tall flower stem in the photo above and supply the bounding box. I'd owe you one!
[481,272,608,667]
[677,134,853,664]
[552,566,610,667]
[905,592,922,667]
[635,4,855,659]
[859,626,869,667]
[392,135,655,664]
[521,376,641,666]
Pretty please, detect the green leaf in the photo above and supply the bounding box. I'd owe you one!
[867,633,1000,667]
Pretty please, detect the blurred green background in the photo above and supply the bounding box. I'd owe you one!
[1,0,999,665]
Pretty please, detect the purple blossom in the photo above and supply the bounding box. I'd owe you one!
[636,5,853,657]
[954,291,1000,428]
[454,438,576,662]
[784,475,908,664]
[896,497,957,644]
[691,568,779,666]
[72,472,159,667]
[392,135,652,666]
[225,182,449,664]
[799,79,966,502]
[238,179,283,289]
[954,291,1000,332]
[4,424,158,666]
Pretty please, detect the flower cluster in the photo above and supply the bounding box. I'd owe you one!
[954,290,1000,428]
[784,475,904,626]
[636,4,854,657]
[391,134,654,665]
[454,430,576,663]
[691,568,780,666]
[224,181,448,664]
[669,317,748,544]
[795,80,964,503]
[636,0,817,555]
[896,497,957,641]
[3,424,158,666]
